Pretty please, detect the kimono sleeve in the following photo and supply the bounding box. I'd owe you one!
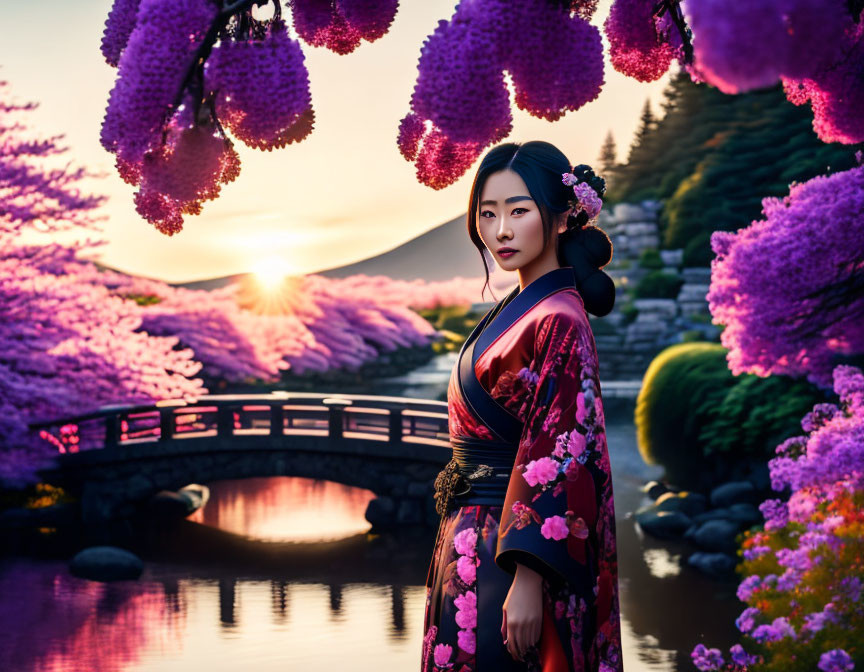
[494,309,601,589]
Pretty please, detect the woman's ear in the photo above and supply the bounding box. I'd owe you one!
[556,212,569,235]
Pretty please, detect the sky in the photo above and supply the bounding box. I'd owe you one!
[0,0,671,284]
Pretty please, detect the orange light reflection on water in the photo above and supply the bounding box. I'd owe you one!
[186,476,376,542]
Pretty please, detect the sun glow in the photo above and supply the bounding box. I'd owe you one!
[252,256,290,291]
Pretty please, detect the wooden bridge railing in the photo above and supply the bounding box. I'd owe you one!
[28,392,450,455]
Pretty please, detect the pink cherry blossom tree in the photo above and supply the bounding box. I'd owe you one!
[0,79,206,487]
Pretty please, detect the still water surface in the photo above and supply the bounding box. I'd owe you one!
[0,356,744,672]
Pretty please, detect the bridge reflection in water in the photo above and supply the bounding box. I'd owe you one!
[186,476,377,542]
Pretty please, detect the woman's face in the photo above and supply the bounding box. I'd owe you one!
[477,169,561,273]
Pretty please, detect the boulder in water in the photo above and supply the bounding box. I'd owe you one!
[69,546,144,582]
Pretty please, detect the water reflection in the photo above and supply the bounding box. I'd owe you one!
[0,559,186,672]
[0,405,749,672]
[186,476,376,542]
[0,556,428,672]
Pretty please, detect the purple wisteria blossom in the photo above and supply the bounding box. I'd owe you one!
[206,18,315,150]
[819,649,855,672]
[100,0,143,67]
[782,18,864,144]
[288,0,398,54]
[682,0,851,94]
[603,0,863,145]
[751,616,796,643]
[691,643,724,671]
[735,606,760,633]
[604,0,678,82]
[100,0,219,168]
[400,0,603,188]
[707,159,864,390]
[729,643,759,667]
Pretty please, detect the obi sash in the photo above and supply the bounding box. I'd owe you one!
[450,435,519,506]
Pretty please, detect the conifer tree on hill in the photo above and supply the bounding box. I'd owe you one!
[597,130,620,191]
[606,70,864,266]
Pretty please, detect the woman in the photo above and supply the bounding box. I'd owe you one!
[421,141,623,672]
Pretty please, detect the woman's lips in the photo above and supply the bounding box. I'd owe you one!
[498,249,518,258]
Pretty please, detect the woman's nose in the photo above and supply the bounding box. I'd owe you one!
[496,218,512,239]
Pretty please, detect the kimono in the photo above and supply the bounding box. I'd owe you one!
[421,266,623,672]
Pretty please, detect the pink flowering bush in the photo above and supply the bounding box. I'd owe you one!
[0,79,461,488]
[690,364,864,672]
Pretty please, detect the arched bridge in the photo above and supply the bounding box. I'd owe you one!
[30,392,451,528]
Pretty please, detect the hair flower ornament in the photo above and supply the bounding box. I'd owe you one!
[562,171,603,222]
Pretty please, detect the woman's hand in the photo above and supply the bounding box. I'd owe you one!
[501,562,543,661]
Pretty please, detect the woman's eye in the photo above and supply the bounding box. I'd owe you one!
[512,207,528,215]
[480,210,494,219]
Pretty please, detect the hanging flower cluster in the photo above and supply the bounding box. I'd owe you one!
[604,0,680,82]
[100,0,239,234]
[684,0,850,94]
[399,0,604,190]
[100,0,219,170]
[99,0,143,67]
[781,18,864,144]
[132,96,241,235]
[288,0,399,54]
[604,0,864,143]
[205,17,314,151]
[99,0,334,233]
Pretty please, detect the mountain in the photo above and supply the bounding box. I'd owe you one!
[314,213,494,281]
[92,213,513,291]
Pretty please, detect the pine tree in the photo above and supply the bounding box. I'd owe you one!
[628,98,656,162]
[598,130,619,186]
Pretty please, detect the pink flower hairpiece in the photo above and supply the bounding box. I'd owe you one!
[562,172,603,221]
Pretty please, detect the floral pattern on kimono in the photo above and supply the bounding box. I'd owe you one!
[421,286,623,672]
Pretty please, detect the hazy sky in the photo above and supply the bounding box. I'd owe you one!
[1,0,671,283]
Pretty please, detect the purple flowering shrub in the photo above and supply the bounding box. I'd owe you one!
[690,364,864,672]
[706,155,864,391]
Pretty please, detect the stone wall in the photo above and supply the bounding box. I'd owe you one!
[587,201,722,380]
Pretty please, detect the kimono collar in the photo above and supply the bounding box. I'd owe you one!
[457,266,577,444]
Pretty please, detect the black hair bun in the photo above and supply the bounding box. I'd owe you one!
[558,221,615,317]
[570,163,606,199]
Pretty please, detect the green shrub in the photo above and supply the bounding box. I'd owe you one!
[638,247,664,270]
[619,301,638,324]
[699,373,827,461]
[680,329,704,343]
[636,342,830,491]
[633,270,684,299]
[636,342,736,490]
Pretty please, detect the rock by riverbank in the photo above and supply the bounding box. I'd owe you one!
[634,476,772,579]
[69,545,144,581]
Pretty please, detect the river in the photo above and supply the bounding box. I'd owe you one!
[0,353,744,672]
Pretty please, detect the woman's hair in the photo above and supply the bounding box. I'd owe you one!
[466,140,616,317]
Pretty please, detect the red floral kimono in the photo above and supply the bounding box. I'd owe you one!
[421,267,623,672]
